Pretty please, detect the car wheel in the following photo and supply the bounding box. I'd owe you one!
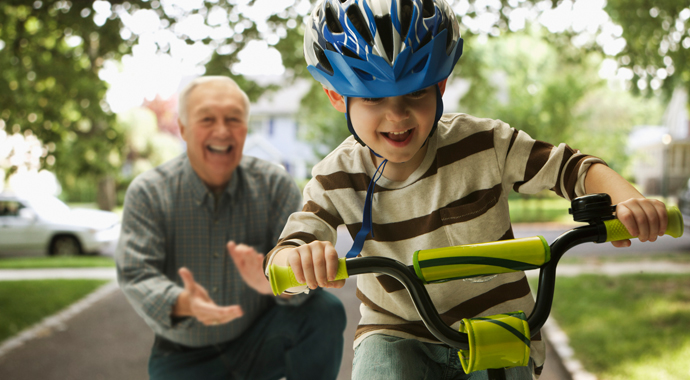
[49,235,83,256]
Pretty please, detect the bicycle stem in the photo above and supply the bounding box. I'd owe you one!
[528,225,600,336]
[346,256,471,348]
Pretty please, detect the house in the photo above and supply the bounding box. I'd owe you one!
[244,78,316,182]
[629,87,690,197]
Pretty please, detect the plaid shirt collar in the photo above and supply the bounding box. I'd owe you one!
[182,153,241,207]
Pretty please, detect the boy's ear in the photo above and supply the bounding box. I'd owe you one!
[323,87,347,113]
[438,78,449,96]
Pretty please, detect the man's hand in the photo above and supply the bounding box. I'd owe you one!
[227,241,273,295]
[173,267,243,326]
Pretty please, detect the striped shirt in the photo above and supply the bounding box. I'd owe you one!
[268,113,605,372]
[116,153,302,347]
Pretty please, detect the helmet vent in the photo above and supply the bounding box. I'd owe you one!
[374,15,394,62]
[341,46,361,59]
[325,2,343,33]
[353,68,374,81]
[418,29,432,50]
[399,0,413,40]
[422,0,435,18]
[347,5,374,46]
[438,15,454,54]
[313,42,334,75]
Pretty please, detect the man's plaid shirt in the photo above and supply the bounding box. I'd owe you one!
[116,153,302,347]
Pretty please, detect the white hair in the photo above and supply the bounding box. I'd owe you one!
[177,76,251,127]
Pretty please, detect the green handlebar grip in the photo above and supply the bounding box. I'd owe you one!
[268,257,349,296]
[413,236,551,284]
[604,206,684,242]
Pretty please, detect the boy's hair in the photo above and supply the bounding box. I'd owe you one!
[303,0,463,99]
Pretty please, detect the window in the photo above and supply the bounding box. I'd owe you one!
[0,201,22,217]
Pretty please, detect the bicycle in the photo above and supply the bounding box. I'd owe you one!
[268,194,685,380]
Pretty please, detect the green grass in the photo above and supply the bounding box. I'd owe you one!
[0,256,115,269]
[558,252,690,265]
[542,274,690,380]
[508,197,573,223]
[0,279,109,342]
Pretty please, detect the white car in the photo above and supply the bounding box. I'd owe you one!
[0,193,121,256]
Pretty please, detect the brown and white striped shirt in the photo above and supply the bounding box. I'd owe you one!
[268,113,605,372]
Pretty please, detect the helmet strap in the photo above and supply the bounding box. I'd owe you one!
[426,84,444,143]
[345,97,367,147]
[345,157,388,258]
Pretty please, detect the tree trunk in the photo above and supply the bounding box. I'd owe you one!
[97,176,116,211]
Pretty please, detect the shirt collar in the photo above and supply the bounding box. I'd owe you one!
[182,153,242,206]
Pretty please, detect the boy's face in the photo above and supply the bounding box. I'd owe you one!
[325,83,443,165]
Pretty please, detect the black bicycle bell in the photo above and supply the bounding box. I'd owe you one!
[569,193,617,224]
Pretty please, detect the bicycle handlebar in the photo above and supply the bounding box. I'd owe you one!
[268,205,684,350]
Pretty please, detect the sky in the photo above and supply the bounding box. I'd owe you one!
[99,0,630,114]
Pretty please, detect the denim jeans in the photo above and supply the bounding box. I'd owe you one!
[149,289,346,380]
[352,334,534,380]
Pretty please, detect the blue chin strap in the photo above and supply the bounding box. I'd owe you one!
[344,85,444,259]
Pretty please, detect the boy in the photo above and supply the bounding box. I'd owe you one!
[265,0,668,378]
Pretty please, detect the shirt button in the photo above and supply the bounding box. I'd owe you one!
[212,287,218,293]
[214,252,220,258]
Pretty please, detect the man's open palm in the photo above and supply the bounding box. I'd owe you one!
[227,241,273,295]
[178,267,243,325]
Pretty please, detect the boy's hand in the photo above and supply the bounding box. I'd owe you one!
[612,198,668,248]
[275,241,346,290]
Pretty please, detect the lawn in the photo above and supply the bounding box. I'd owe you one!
[545,274,690,380]
[0,279,110,342]
[0,256,115,269]
[508,197,573,223]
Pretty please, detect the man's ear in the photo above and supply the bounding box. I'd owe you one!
[178,119,188,142]
[438,78,449,96]
[323,87,347,113]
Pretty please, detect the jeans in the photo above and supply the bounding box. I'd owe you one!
[149,289,346,380]
[351,334,534,380]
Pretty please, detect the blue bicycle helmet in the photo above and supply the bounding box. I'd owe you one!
[304,0,463,146]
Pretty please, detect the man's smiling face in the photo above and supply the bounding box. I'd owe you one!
[180,80,249,193]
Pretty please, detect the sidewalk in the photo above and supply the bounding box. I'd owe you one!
[0,267,116,281]
[2,261,689,380]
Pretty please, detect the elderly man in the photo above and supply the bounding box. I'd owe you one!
[116,76,346,380]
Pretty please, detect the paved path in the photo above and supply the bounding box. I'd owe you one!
[0,282,152,380]
[0,268,116,281]
[0,277,574,380]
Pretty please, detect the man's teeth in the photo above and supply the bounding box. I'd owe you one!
[208,145,231,153]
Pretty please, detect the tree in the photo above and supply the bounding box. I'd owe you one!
[605,0,690,98]
[298,81,352,160]
[0,1,132,208]
[457,27,602,147]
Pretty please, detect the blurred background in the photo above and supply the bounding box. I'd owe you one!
[1,1,690,379]
[1,0,689,209]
